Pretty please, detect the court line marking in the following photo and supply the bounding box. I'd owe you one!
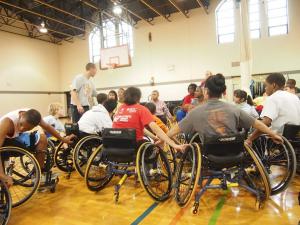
[131,202,159,225]
[208,190,229,225]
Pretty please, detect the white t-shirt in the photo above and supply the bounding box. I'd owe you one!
[78,104,112,134]
[236,102,259,118]
[261,90,300,133]
[0,108,30,138]
[43,115,65,132]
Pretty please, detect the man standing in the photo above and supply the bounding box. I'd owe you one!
[70,63,97,122]
[150,90,173,125]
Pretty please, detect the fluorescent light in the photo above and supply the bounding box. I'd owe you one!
[113,5,122,15]
[39,21,48,33]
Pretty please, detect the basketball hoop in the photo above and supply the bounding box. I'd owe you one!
[107,63,118,70]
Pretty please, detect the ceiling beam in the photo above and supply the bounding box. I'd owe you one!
[0,14,75,39]
[121,6,153,25]
[194,0,208,14]
[167,0,189,18]
[139,0,171,22]
[0,0,86,32]
[33,0,100,27]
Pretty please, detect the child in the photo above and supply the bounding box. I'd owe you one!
[43,103,65,134]
[145,102,169,133]
[233,89,259,118]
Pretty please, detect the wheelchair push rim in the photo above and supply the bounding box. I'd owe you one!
[84,145,114,192]
[252,135,296,195]
[1,147,41,208]
[0,181,12,225]
[73,135,102,177]
[54,142,75,173]
[136,143,173,202]
[174,143,201,208]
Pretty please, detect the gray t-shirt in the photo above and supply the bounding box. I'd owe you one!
[179,99,255,140]
[70,74,97,107]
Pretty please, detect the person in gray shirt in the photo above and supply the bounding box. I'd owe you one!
[166,73,282,149]
[70,63,97,122]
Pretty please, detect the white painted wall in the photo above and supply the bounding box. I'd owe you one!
[0,31,65,115]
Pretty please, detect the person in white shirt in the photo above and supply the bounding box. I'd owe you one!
[43,103,65,134]
[247,73,300,143]
[78,94,117,135]
[233,89,259,118]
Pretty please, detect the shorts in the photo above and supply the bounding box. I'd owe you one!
[13,131,40,149]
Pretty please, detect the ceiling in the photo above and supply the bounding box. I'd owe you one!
[0,0,210,44]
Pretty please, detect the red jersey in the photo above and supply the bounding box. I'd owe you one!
[113,104,154,141]
[182,94,194,106]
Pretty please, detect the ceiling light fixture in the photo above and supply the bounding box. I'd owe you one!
[113,3,122,15]
[39,21,48,33]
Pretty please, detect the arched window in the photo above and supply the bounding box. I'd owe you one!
[89,20,133,63]
[215,0,235,44]
[266,0,288,36]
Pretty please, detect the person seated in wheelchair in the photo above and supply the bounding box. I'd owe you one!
[113,87,186,152]
[0,108,75,186]
[176,83,197,122]
[144,102,169,134]
[78,93,117,136]
[166,73,282,147]
[247,73,300,144]
[43,103,65,139]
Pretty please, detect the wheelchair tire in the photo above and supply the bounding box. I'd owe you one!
[252,135,296,195]
[0,181,12,225]
[46,139,56,169]
[54,142,75,173]
[243,144,271,202]
[73,135,102,177]
[136,143,172,202]
[188,133,201,144]
[174,143,201,207]
[85,145,113,192]
[1,147,41,208]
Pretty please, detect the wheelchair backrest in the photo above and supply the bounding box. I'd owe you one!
[202,133,245,157]
[283,124,300,142]
[64,123,79,136]
[102,128,136,149]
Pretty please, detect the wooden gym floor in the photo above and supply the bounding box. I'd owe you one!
[10,171,300,225]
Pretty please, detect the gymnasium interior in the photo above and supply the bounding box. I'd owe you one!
[0,0,299,224]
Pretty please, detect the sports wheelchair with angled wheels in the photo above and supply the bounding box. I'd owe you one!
[175,133,271,214]
[73,134,102,177]
[251,127,296,195]
[0,142,41,208]
[85,128,173,203]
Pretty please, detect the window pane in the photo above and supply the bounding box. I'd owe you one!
[268,8,287,18]
[269,25,288,36]
[250,29,260,39]
[268,0,287,10]
[219,34,234,43]
[216,0,235,44]
[250,21,260,30]
[269,16,288,26]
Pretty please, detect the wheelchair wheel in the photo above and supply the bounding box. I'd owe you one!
[188,133,201,144]
[164,145,177,175]
[73,135,102,177]
[243,144,271,203]
[136,143,172,202]
[0,181,12,225]
[85,145,113,192]
[54,142,75,173]
[1,147,41,208]
[252,135,296,195]
[46,139,56,169]
[174,143,201,207]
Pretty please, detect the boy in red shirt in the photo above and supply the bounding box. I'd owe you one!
[113,87,185,151]
[176,83,197,121]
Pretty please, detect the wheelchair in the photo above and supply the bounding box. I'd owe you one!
[73,134,102,177]
[251,126,297,195]
[175,133,271,214]
[1,143,41,207]
[84,128,173,203]
[282,124,300,174]
[0,181,12,225]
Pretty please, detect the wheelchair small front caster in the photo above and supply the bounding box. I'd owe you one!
[192,202,199,214]
[255,198,264,211]
[114,192,119,204]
